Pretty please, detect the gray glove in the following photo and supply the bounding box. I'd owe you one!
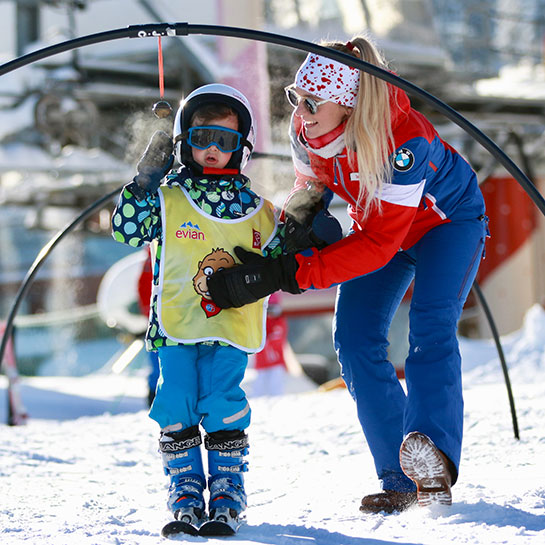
[125,130,174,200]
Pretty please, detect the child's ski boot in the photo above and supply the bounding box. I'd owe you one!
[199,429,249,536]
[159,426,206,537]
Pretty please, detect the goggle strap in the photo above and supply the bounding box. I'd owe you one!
[241,138,253,152]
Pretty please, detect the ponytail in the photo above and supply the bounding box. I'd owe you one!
[322,36,394,219]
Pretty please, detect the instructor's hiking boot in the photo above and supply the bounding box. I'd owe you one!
[399,431,452,507]
[360,490,417,514]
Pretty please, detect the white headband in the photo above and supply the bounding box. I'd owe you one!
[295,53,359,108]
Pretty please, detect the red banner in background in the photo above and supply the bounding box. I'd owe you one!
[477,176,537,283]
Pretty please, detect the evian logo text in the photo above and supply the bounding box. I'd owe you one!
[176,221,205,241]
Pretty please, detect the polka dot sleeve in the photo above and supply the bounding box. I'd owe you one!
[111,186,162,247]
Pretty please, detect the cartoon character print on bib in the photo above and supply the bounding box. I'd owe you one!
[192,248,235,318]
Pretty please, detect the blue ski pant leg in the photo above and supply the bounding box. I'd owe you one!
[404,218,486,478]
[334,252,416,492]
[149,344,249,433]
[149,345,201,430]
[197,344,250,434]
[147,350,160,394]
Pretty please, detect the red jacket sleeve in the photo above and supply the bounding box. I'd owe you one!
[294,200,418,290]
[137,248,153,316]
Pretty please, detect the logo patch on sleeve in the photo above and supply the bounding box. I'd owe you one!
[393,148,415,172]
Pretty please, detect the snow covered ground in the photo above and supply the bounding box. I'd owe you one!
[2,306,545,544]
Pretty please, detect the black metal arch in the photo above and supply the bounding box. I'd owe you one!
[2,23,543,214]
[1,23,537,435]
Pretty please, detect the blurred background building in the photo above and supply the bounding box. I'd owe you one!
[1,0,544,383]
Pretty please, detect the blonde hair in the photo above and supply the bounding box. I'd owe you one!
[322,36,394,219]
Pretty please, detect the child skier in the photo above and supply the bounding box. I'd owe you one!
[111,84,283,535]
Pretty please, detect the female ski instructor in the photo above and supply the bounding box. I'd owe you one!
[207,34,488,514]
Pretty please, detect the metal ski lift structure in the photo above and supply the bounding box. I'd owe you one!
[2,22,545,437]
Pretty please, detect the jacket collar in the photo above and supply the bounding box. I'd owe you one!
[303,119,347,149]
[296,119,346,159]
[168,167,250,192]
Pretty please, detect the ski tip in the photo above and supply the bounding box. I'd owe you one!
[161,520,200,537]
[198,520,237,537]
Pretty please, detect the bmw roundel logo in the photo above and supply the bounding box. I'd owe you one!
[393,148,415,172]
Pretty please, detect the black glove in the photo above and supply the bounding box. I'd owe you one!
[285,208,343,253]
[207,247,303,309]
[125,130,174,200]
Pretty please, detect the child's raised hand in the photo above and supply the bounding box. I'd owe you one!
[126,131,174,200]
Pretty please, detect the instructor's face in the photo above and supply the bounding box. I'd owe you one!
[294,87,350,139]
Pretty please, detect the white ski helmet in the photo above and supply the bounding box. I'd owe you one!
[173,83,256,171]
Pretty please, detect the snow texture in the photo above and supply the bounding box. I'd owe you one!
[2,306,545,544]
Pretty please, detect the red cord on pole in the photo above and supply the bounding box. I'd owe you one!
[158,36,165,98]
[153,36,172,118]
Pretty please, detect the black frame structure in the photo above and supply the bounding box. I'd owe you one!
[2,23,543,435]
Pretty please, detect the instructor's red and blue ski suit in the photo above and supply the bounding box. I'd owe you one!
[288,86,487,492]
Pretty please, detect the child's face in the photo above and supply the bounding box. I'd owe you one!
[190,113,238,169]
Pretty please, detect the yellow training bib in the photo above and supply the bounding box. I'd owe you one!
[156,185,277,352]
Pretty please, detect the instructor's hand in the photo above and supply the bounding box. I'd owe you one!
[284,209,343,253]
[207,247,303,309]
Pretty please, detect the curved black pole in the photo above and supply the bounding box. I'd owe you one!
[1,22,544,216]
[0,188,121,380]
[472,282,520,439]
[0,23,536,433]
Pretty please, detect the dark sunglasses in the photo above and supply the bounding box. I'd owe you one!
[284,84,353,115]
[180,125,247,153]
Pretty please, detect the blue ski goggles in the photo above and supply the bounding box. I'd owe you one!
[180,125,249,153]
